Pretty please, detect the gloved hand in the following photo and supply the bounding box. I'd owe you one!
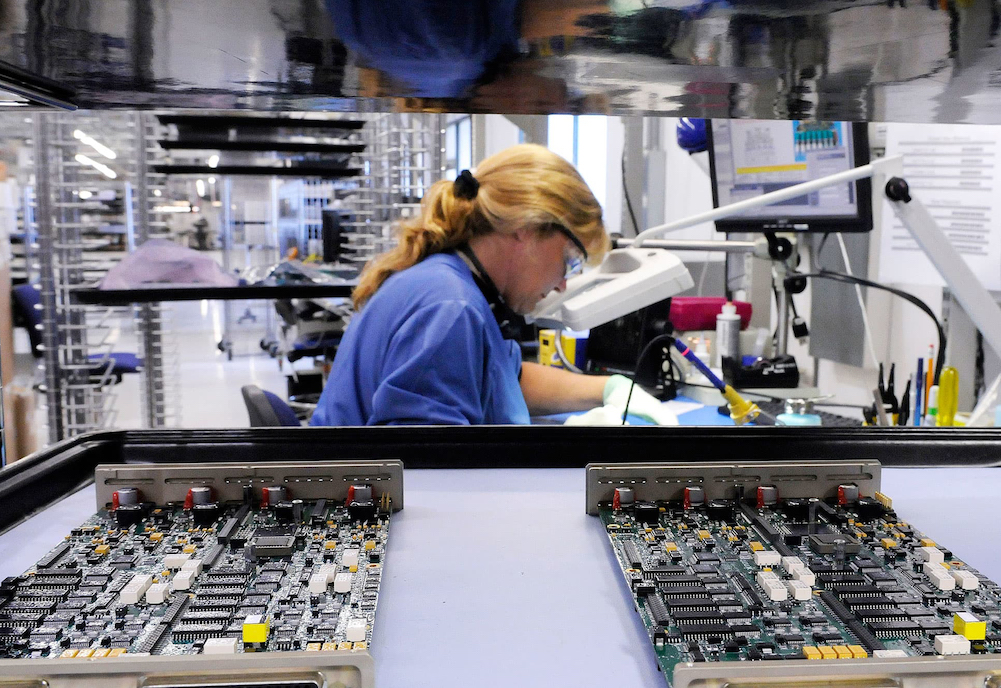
[602,374,678,426]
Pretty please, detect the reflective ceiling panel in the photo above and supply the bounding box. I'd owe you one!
[1,0,1000,122]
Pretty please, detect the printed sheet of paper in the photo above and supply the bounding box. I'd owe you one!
[878,123,1001,291]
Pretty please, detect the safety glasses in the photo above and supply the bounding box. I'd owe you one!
[547,223,588,280]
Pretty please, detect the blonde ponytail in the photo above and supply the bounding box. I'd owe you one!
[352,143,608,309]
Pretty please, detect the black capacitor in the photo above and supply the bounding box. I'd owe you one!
[192,503,221,526]
[292,499,305,523]
[275,501,296,523]
[347,500,377,522]
[115,503,145,528]
[782,498,810,520]
[706,499,733,521]
[854,497,883,521]
[633,502,661,525]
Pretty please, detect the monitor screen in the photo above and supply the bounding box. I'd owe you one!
[708,119,872,233]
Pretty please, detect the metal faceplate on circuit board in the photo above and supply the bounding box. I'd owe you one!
[0,460,404,688]
[587,460,1001,688]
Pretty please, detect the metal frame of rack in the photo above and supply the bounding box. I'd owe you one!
[29,111,178,442]
[348,113,445,264]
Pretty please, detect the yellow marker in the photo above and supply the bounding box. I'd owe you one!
[60,649,79,658]
[937,366,959,426]
[818,646,837,660]
[954,612,986,640]
[880,538,897,549]
[242,614,270,643]
[108,648,126,657]
[321,642,338,651]
[306,643,322,652]
[92,649,110,658]
[94,544,110,555]
[749,541,764,552]
[847,645,868,659]
[77,649,95,659]
[150,532,163,542]
[802,646,822,660]
[352,642,367,650]
[833,645,851,659]
[183,545,196,554]
[664,542,678,552]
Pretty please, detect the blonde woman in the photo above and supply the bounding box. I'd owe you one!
[311,144,615,425]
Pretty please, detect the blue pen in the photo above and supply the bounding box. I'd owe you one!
[914,357,924,426]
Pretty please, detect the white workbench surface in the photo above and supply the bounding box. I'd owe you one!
[0,466,997,687]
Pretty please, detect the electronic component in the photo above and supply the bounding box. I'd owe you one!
[588,460,1001,687]
[0,462,402,662]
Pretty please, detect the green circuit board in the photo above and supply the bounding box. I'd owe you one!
[600,489,1001,685]
[0,485,391,658]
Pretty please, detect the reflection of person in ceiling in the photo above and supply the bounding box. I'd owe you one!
[325,0,608,104]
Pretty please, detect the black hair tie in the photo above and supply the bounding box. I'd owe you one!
[453,169,479,200]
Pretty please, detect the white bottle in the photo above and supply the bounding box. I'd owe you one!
[715,302,741,368]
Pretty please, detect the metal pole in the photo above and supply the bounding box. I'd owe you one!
[33,114,64,442]
[133,112,167,427]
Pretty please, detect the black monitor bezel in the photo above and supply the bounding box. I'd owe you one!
[707,120,873,234]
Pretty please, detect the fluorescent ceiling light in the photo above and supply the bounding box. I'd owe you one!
[207,154,219,168]
[72,129,117,159]
[74,153,117,179]
[153,189,162,197]
[195,179,206,197]
[78,190,93,200]
[207,177,216,184]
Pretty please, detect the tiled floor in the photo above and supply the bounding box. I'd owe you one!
[119,299,293,429]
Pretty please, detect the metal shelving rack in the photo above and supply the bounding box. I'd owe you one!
[349,113,445,264]
[130,112,178,428]
[29,111,178,442]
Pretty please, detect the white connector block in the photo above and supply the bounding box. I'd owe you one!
[333,572,353,594]
[172,570,194,591]
[180,558,203,575]
[873,649,909,658]
[791,568,816,587]
[342,548,360,568]
[934,634,971,655]
[203,637,238,654]
[786,579,812,601]
[345,618,367,642]
[951,569,979,590]
[917,547,945,565]
[924,563,956,591]
[145,583,170,605]
[120,574,153,604]
[309,573,330,595]
[781,556,805,573]
[756,570,780,587]
[752,550,781,567]
[163,553,191,569]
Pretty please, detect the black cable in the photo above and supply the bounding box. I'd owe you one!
[621,148,640,235]
[788,270,946,385]
[622,333,677,425]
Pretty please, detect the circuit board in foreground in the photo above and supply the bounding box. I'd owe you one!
[589,461,1001,687]
[0,461,401,661]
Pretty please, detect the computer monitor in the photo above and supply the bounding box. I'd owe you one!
[707,119,872,233]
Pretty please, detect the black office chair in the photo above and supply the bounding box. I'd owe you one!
[241,384,302,427]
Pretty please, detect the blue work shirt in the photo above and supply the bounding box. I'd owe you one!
[310,253,530,426]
